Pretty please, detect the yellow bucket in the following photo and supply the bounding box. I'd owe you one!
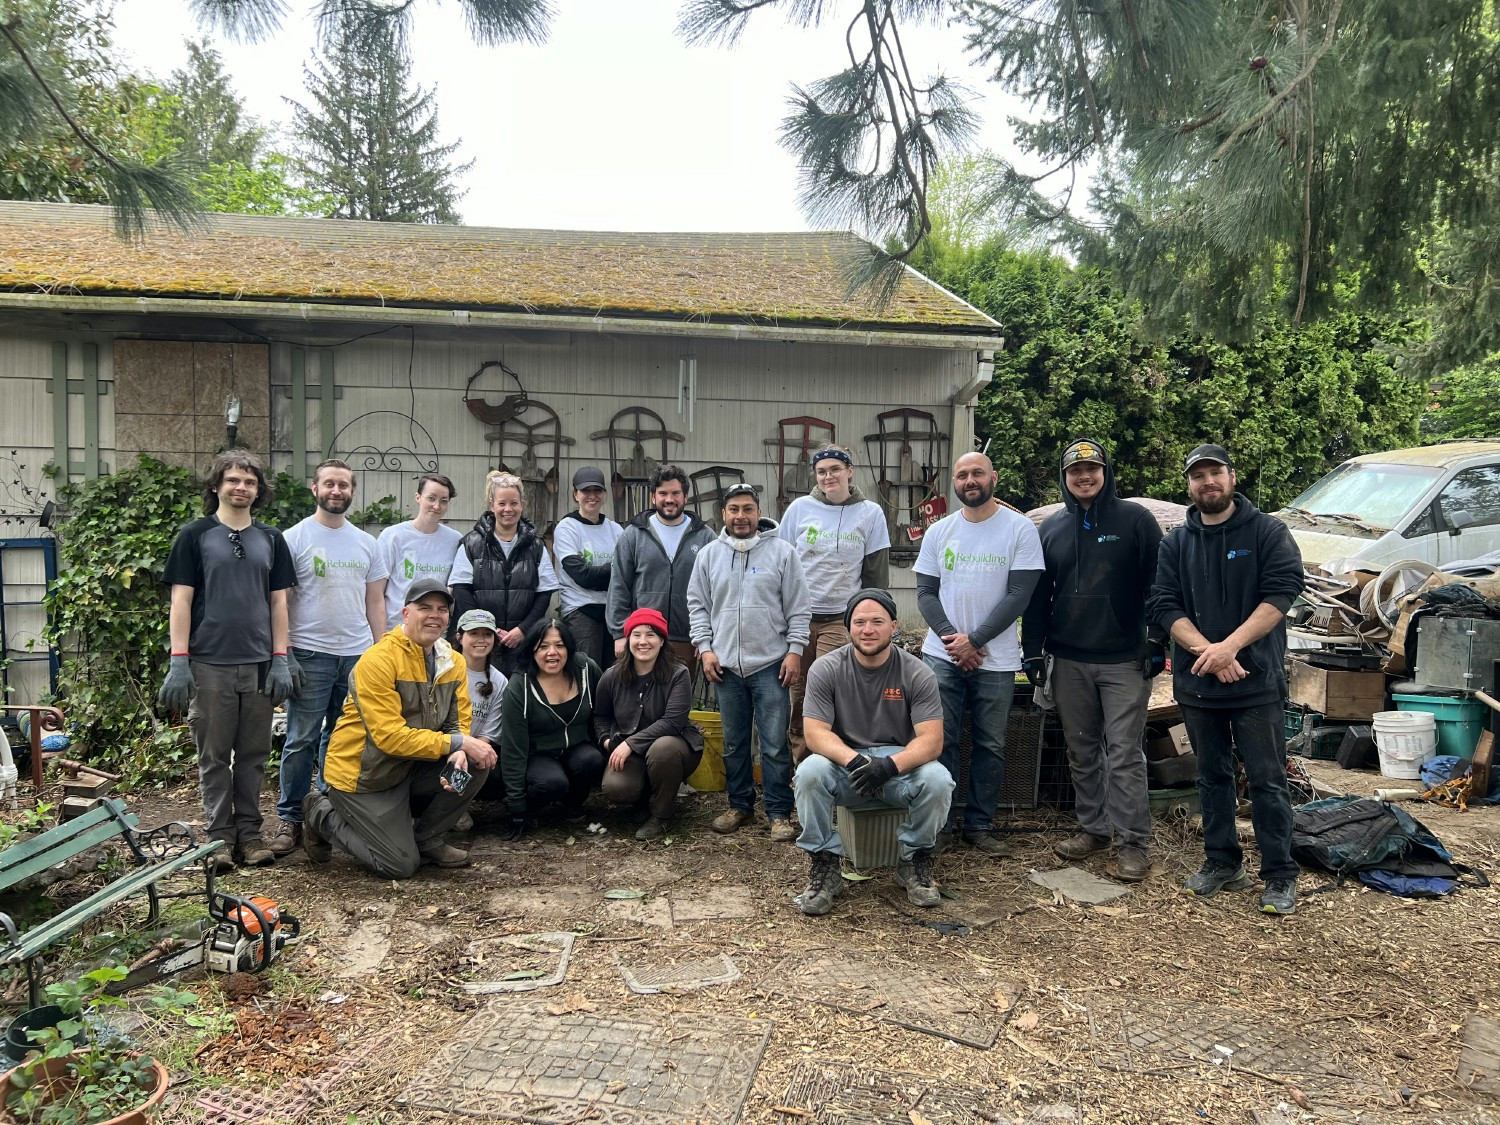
[686,710,726,792]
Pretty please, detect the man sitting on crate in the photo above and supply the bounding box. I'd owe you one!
[792,588,953,916]
[302,579,497,878]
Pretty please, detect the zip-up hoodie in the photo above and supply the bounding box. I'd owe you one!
[498,652,603,813]
[1022,441,1163,663]
[605,509,715,641]
[1148,494,1305,708]
[687,517,812,678]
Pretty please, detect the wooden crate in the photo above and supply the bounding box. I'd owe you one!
[1288,662,1387,721]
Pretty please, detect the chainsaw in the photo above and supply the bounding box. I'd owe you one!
[109,892,301,993]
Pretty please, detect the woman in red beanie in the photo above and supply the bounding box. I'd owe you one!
[595,607,704,840]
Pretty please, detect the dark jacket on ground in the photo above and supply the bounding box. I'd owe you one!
[452,513,551,636]
[605,510,715,642]
[593,660,704,756]
[1147,494,1305,709]
[1022,441,1163,664]
[498,652,602,813]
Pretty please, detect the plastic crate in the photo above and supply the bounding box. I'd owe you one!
[1148,787,1201,816]
[1283,707,1323,741]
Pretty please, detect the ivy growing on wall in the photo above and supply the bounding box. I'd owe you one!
[45,456,201,783]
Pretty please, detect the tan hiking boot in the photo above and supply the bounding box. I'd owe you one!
[238,837,274,867]
[418,841,470,869]
[712,808,754,835]
[769,818,798,843]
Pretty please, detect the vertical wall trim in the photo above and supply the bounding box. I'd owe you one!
[290,348,307,477]
[82,343,99,478]
[319,350,335,457]
[50,342,68,475]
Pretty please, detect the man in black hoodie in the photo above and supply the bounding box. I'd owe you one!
[1148,444,1305,915]
[1022,439,1162,882]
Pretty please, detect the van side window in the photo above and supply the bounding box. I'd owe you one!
[1403,504,1438,538]
[1436,465,1500,531]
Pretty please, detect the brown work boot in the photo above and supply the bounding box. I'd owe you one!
[301,791,332,864]
[238,837,274,867]
[1114,848,1150,883]
[769,818,799,843]
[1054,831,1110,861]
[635,816,667,841]
[418,841,470,869]
[961,830,1015,857]
[712,808,754,835]
[207,839,236,875]
[267,819,302,858]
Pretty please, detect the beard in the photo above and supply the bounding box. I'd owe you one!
[317,494,352,515]
[852,634,893,659]
[1195,489,1234,515]
[958,482,995,508]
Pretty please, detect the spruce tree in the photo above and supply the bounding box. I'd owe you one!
[286,15,473,224]
[162,39,265,169]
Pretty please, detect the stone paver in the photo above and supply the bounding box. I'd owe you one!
[399,1003,772,1123]
[670,885,758,922]
[612,951,740,995]
[1460,1017,1500,1100]
[780,1059,1003,1122]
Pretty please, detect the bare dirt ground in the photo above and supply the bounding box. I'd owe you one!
[9,756,1500,1125]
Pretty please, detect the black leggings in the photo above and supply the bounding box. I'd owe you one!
[525,742,605,813]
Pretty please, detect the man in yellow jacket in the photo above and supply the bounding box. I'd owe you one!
[304,579,497,876]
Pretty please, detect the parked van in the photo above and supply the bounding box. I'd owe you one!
[1272,441,1500,569]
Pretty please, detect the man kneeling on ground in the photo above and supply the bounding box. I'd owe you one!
[793,588,954,915]
[304,579,497,877]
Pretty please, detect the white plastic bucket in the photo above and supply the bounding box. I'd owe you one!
[1372,710,1438,780]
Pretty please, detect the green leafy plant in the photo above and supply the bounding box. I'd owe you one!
[4,966,164,1125]
[44,456,201,785]
[0,803,55,851]
[263,470,315,530]
[348,494,402,529]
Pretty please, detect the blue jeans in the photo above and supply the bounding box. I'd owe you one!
[924,656,1014,832]
[794,747,955,859]
[718,663,792,820]
[277,649,359,822]
[1181,700,1297,881]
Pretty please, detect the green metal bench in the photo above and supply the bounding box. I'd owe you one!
[0,797,225,1006]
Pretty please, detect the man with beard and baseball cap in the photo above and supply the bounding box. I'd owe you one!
[792,588,952,916]
[915,452,1044,856]
[1148,443,1305,915]
[268,459,390,858]
[1022,439,1163,882]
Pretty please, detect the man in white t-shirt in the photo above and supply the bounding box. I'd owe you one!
[552,467,623,669]
[777,446,890,762]
[915,452,1044,857]
[372,473,462,630]
[268,459,389,858]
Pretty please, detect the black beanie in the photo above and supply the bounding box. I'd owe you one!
[843,587,899,629]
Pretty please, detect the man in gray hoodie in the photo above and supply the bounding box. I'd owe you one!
[688,484,812,841]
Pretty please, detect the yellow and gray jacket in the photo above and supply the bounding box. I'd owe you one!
[324,626,472,793]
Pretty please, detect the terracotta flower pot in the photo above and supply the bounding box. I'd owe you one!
[1,1049,170,1125]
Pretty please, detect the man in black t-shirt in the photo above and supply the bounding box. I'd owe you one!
[159,451,297,870]
[792,588,953,916]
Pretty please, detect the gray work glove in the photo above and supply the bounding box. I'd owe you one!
[158,655,195,714]
[264,654,295,707]
[284,650,305,697]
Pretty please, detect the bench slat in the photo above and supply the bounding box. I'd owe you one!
[2,844,222,962]
[0,801,133,877]
[0,819,141,890]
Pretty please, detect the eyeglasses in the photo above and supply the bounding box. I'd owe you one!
[226,529,245,560]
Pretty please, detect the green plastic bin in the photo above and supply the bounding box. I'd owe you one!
[1391,692,1487,761]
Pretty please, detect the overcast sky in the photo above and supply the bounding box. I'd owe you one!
[110,0,1027,232]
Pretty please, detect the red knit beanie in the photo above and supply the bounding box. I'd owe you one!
[621,607,669,641]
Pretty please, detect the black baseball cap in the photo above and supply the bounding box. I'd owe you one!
[572,466,607,490]
[404,578,453,606]
[721,483,758,507]
[1184,443,1233,473]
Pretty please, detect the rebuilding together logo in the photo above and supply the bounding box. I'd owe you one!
[942,545,1008,572]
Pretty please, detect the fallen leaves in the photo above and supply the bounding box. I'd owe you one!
[545,993,599,1016]
[1013,1010,1040,1032]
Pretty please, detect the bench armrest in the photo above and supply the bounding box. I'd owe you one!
[0,911,17,954]
[128,820,205,863]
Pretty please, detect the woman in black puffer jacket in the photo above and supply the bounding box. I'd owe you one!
[450,471,558,676]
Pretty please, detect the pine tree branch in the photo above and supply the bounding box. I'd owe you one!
[0,17,117,175]
[1209,0,1341,164]
[1120,0,1149,72]
[1064,0,1104,145]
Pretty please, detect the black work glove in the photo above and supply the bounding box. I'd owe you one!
[503,815,528,842]
[847,753,899,798]
[1023,657,1047,689]
[1142,641,1167,680]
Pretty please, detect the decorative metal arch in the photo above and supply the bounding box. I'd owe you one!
[325,410,442,516]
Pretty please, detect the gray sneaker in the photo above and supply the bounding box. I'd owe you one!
[796,850,844,916]
[1259,878,1297,915]
[1183,861,1253,898]
[893,849,941,907]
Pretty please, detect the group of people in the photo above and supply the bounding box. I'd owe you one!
[158,434,1305,917]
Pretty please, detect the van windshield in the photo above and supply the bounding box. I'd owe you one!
[1283,462,1442,534]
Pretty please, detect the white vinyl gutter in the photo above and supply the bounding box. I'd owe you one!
[0,293,1004,352]
[952,349,995,405]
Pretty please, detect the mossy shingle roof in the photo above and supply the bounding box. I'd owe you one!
[0,202,999,333]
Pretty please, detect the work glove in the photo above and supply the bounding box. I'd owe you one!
[1142,641,1167,680]
[158,655,195,714]
[847,753,900,798]
[502,815,529,842]
[284,650,305,697]
[264,654,294,707]
[1023,657,1047,689]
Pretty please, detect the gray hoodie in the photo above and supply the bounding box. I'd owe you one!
[687,518,812,678]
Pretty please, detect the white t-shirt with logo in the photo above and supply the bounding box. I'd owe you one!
[651,514,689,560]
[465,665,508,744]
[914,505,1044,672]
[552,515,623,614]
[284,517,389,656]
[376,521,462,628]
[777,495,891,615]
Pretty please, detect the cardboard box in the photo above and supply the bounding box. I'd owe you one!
[1288,661,1386,721]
